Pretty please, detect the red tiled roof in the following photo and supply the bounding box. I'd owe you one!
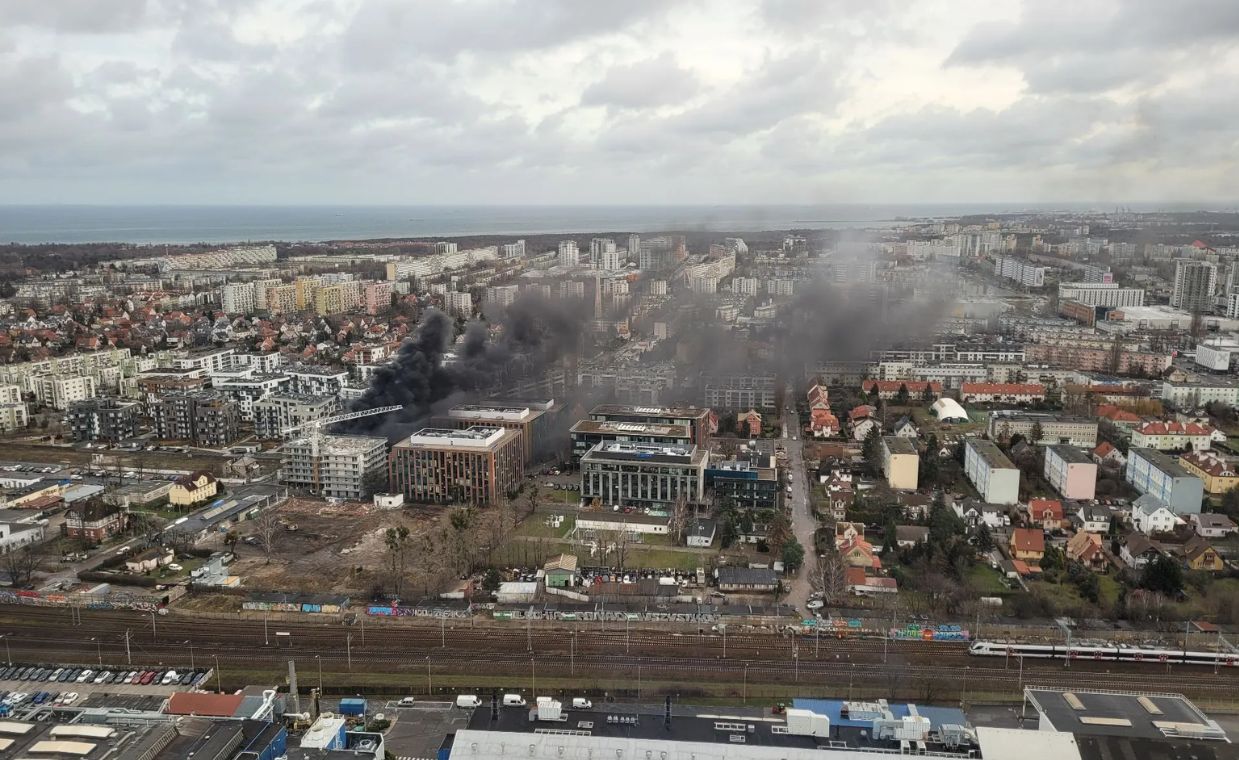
[1093,441,1118,457]
[1135,420,1214,436]
[1011,527,1045,554]
[1028,498,1064,521]
[166,692,245,716]
[1096,404,1142,423]
[1179,450,1237,478]
[861,380,941,394]
[960,383,1046,395]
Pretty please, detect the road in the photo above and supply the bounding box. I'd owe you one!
[781,405,815,612]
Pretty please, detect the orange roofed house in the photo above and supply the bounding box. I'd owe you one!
[1009,527,1045,563]
[1027,498,1066,531]
[861,380,942,401]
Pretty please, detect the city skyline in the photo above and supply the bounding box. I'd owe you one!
[2,0,1237,206]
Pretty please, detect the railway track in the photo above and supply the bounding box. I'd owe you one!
[1,605,1234,702]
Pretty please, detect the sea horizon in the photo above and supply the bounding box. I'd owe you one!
[0,202,1233,245]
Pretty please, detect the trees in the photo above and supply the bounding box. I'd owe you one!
[862,425,883,477]
[1039,546,1066,580]
[766,509,793,553]
[811,549,847,605]
[449,509,474,575]
[1141,554,1185,596]
[384,525,411,599]
[253,508,281,565]
[781,538,805,572]
[1,546,42,588]
[975,524,994,553]
[921,383,935,405]
[895,384,911,406]
[1029,421,1044,444]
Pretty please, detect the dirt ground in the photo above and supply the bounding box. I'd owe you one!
[225,498,448,595]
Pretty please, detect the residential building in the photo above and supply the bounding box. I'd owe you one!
[960,383,1046,404]
[1171,259,1217,312]
[988,412,1097,446]
[1009,526,1045,563]
[34,374,97,410]
[1121,533,1164,569]
[63,500,126,542]
[313,281,363,315]
[994,256,1046,287]
[955,499,1011,529]
[389,426,524,506]
[860,380,942,401]
[1125,448,1205,515]
[702,373,777,410]
[1023,342,1172,375]
[170,470,219,507]
[254,394,340,440]
[581,441,707,509]
[221,282,256,315]
[590,238,618,270]
[1071,503,1112,534]
[1183,534,1224,572]
[569,419,691,461]
[445,290,473,317]
[213,373,291,421]
[1189,512,1238,539]
[1131,420,1219,451]
[264,283,297,314]
[1161,378,1239,408]
[363,280,393,315]
[1026,498,1066,531]
[1177,450,1239,494]
[1043,445,1097,501]
[716,566,779,592]
[281,434,388,500]
[557,240,579,268]
[705,450,780,511]
[0,403,27,433]
[65,398,141,443]
[738,409,762,437]
[0,384,21,404]
[1058,282,1145,307]
[894,525,929,548]
[964,439,1020,505]
[1131,495,1184,535]
[150,392,240,447]
[0,519,44,554]
[1066,531,1108,571]
[880,436,919,491]
[286,365,350,397]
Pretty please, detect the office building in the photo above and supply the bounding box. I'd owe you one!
[281,434,388,500]
[706,450,780,511]
[1043,445,1097,501]
[1171,260,1217,312]
[569,419,693,460]
[254,394,340,440]
[988,412,1097,447]
[965,438,1020,504]
[441,400,557,464]
[65,398,141,443]
[1125,447,1204,515]
[588,404,712,445]
[580,441,708,509]
[389,426,524,507]
[881,436,919,491]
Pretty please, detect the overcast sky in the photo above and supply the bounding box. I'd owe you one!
[2,0,1237,205]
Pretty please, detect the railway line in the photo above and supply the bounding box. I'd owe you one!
[1,605,1234,703]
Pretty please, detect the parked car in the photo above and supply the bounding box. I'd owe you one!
[59,692,78,705]
[76,670,93,683]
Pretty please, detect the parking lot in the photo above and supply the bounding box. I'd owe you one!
[0,663,209,714]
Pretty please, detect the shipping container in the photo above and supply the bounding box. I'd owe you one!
[338,698,368,716]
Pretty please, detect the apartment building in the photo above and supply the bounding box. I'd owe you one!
[1178,450,1239,494]
[994,256,1046,287]
[1130,421,1219,452]
[65,398,141,443]
[264,284,297,314]
[254,394,340,439]
[252,278,284,310]
[1023,343,1172,375]
[363,280,394,315]
[1043,445,1097,501]
[1125,447,1205,515]
[281,434,388,500]
[34,375,97,410]
[702,373,777,411]
[881,436,919,491]
[1161,379,1239,408]
[0,403,27,433]
[389,426,524,507]
[286,365,350,397]
[150,392,240,447]
[1057,282,1145,307]
[960,383,1046,404]
[221,282,256,315]
[313,281,363,316]
[1171,260,1217,313]
[988,412,1098,447]
[557,240,579,268]
[860,380,942,401]
[964,438,1020,504]
[580,441,708,509]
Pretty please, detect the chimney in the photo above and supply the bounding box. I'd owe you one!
[491,692,499,722]
[287,660,300,716]
[664,696,672,729]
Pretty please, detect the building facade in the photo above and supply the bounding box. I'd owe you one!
[65,398,141,443]
[964,438,1020,504]
[881,436,919,491]
[254,394,340,440]
[1125,447,1205,515]
[580,442,707,509]
[281,434,388,500]
[1043,445,1097,501]
[389,426,524,506]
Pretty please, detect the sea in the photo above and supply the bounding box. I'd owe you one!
[0,203,1224,245]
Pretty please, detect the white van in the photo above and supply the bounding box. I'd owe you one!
[503,694,527,707]
[399,696,417,707]
[456,695,482,709]
[572,698,592,709]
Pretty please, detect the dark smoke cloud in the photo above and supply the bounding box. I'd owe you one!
[341,294,586,439]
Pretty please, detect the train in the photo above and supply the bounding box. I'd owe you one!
[969,640,1239,667]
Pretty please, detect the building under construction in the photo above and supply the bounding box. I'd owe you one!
[388,426,524,507]
[280,434,389,500]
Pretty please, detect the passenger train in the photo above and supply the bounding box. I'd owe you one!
[969,640,1238,667]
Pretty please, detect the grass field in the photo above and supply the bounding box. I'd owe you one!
[965,564,1010,595]
[512,514,576,539]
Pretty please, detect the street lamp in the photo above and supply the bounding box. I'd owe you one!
[184,640,194,670]
[315,655,323,693]
[91,637,101,667]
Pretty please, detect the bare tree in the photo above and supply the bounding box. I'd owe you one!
[385,525,411,598]
[2,546,43,589]
[669,495,690,546]
[253,508,281,565]
[811,549,847,605]
[163,526,196,556]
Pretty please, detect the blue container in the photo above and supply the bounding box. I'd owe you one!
[338,697,367,716]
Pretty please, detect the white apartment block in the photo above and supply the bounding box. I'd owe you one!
[557,240,580,268]
[36,375,98,410]
[500,239,525,259]
[1227,293,1239,319]
[964,438,1020,505]
[0,403,28,433]
[732,277,760,296]
[766,278,796,297]
[384,246,498,282]
[1057,282,1145,307]
[446,291,473,317]
[221,282,257,315]
[905,239,961,258]
[486,285,521,309]
[994,256,1046,287]
[1171,260,1217,312]
[0,384,21,404]
[435,241,458,254]
[1161,380,1239,408]
[252,278,283,310]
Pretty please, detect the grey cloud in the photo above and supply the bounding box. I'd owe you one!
[0,0,152,33]
[580,53,700,110]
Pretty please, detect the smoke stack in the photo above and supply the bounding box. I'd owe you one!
[287,660,300,716]
[491,692,499,722]
[664,696,672,729]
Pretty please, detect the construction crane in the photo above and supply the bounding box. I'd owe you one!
[279,406,402,496]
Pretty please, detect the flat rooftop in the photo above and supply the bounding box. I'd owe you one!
[397,426,517,450]
[991,411,1095,425]
[883,436,918,455]
[1024,687,1225,742]
[448,404,536,422]
[571,419,692,437]
[590,403,709,419]
[1130,447,1196,479]
[1047,444,1095,464]
[583,441,705,465]
[967,438,1017,470]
